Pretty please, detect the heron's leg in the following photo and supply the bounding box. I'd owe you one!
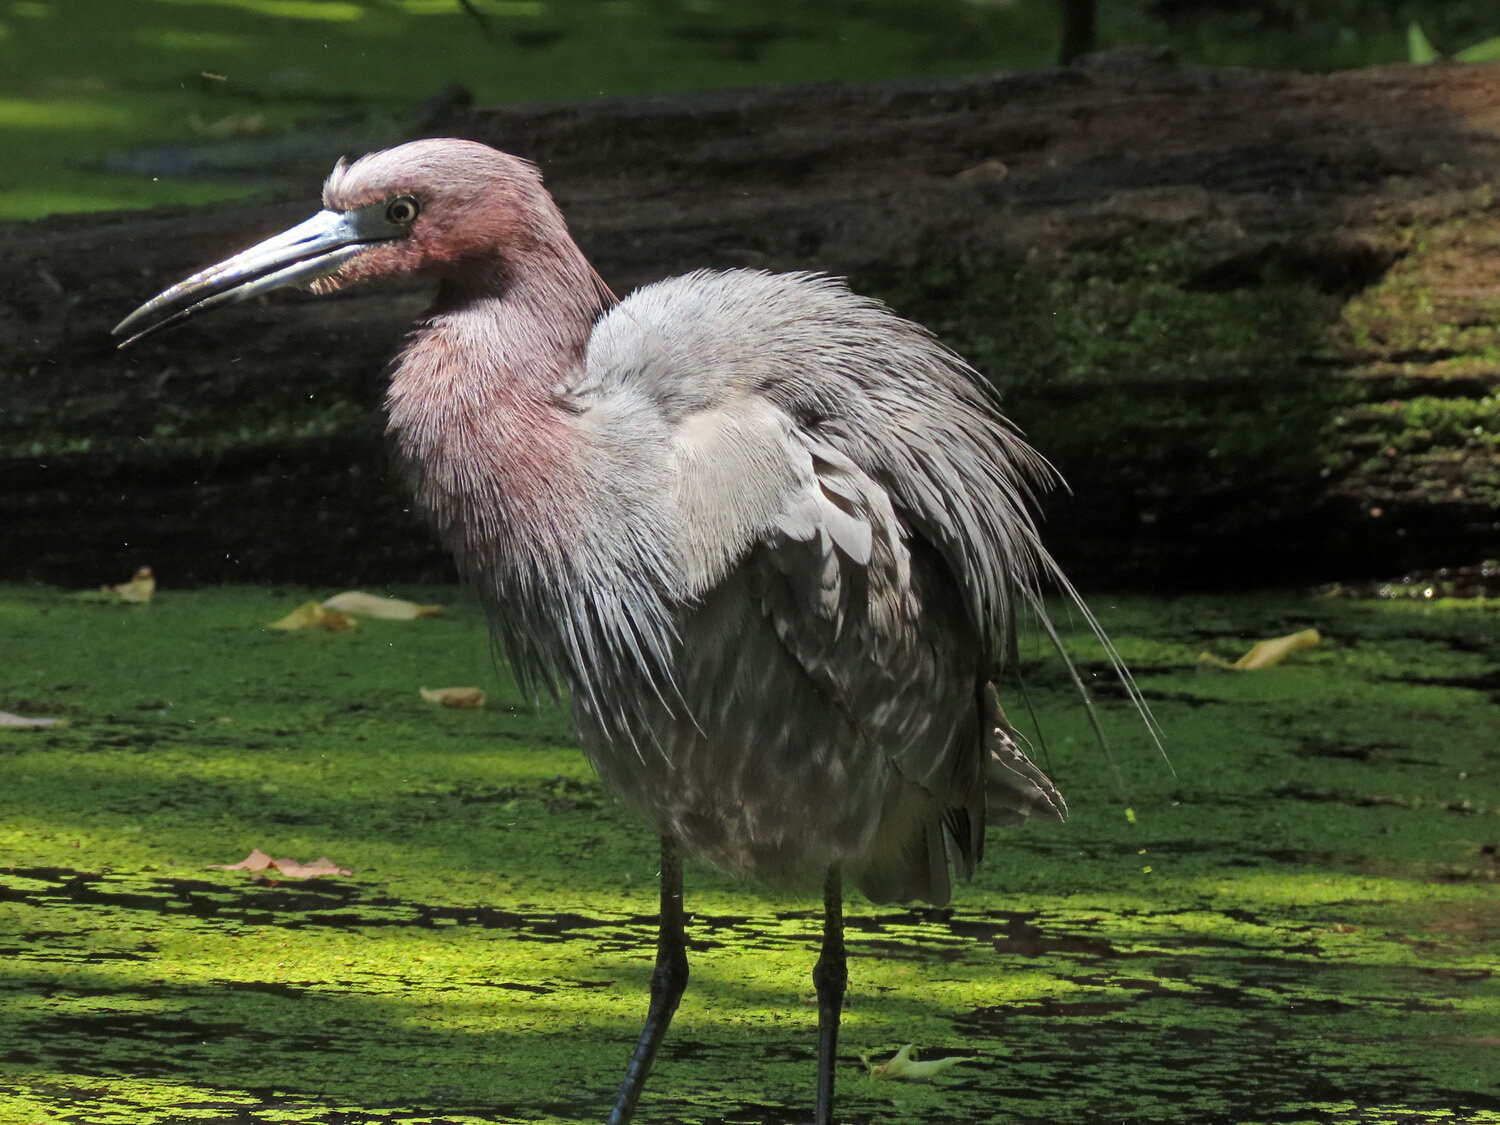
[607,835,688,1125]
[813,866,846,1125]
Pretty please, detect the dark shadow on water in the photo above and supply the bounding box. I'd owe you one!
[0,865,658,945]
[5,858,1498,1124]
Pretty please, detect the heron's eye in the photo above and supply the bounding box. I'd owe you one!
[386,195,420,225]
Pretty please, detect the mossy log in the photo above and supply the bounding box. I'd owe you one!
[2,51,1498,590]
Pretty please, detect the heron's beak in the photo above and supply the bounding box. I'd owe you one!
[113,204,400,347]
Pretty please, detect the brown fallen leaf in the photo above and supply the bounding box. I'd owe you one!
[268,601,357,632]
[70,567,153,604]
[861,1044,966,1081]
[322,591,443,619]
[271,855,353,878]
[1199,628,1321,671]
[208,848,352,879]
[209,847,276,872]
[420,686,487,709]
[1,710,66,728]
[189,111,268,138]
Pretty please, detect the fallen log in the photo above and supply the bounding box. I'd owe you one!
[2,50,1497,590]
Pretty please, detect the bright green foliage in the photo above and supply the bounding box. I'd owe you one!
[2,0,1499,219]
[0,0,1063,220]
[2,583,1497,1122]
[1409,21,1500,62]
[1455,36,1500,62]
[1407,22,1441,63]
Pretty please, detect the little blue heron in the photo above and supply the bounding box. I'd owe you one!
[116,139,1142,1125]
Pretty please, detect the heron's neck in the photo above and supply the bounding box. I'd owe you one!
[387,240,679,693]
[385,242,610,570]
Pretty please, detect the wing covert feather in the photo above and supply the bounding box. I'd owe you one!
[584,269,1070,903]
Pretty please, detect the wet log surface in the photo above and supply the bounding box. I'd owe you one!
[3,50,1498,589]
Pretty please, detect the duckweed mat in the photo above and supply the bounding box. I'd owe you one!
[2,583,1496,1123]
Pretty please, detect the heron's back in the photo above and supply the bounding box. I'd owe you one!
[565,269,1067,905]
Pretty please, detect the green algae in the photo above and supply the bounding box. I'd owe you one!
[855,205,1499,584]
[859,242,1364,522]
[2,583,1497,1123]
[869,240,1343,391]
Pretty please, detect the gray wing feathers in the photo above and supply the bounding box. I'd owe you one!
[773,432,914,638]
[596,268,1057,661]
[664,395,806,600]
[583,269,1067,903]
[985,685,1068,827]
[757,420,1062,904]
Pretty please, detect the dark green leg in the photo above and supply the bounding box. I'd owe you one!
[607,836,688,1125]
[812,866,846,1125]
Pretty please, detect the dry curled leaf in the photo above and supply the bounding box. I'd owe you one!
[188,111,268,138]
[209,848,352,879]
[1,710,66,728]
[271,855,353,878]
[100,566,155,603]
[861,1044,966,1081]
[269,601,357,632]
[322,591,443,619]
[1199,628,1320,671]
[420,686,486,709]
[114,566,156,603]
[208,847,275,872]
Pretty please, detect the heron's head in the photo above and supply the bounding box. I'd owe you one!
[114,139,566,346]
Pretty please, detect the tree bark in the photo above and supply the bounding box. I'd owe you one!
[1059,0,1097,63]
[3,52,1498,590]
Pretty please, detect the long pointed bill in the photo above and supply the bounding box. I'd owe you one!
[113,205,398,347]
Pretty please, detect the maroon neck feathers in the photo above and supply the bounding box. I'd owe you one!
[383,221,613,583]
